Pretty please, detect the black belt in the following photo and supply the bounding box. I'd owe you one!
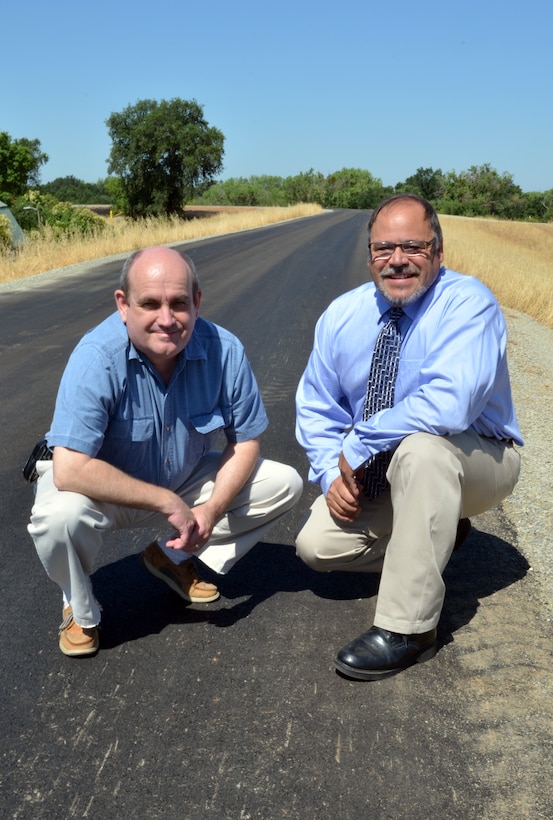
[483,436,514,446]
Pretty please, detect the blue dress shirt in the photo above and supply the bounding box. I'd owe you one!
[296,267,523,496]
[47,313,268,491]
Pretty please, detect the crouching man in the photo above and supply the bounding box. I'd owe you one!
[295,194,521,680]
[29,246,302,656]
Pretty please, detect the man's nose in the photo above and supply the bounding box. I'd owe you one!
[158,304,175,325]
[388,245,410,266]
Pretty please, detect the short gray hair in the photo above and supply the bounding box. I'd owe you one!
[367,193,443,251]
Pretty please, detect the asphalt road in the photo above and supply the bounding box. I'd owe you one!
[1,210,551,819]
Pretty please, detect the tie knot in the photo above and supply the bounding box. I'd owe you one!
[389,307,404,321]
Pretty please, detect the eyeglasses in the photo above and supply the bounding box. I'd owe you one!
[369,240,435,260]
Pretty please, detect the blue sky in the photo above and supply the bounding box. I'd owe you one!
[4,0,552,192]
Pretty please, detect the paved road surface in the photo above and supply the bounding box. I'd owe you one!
[1,210,551,819]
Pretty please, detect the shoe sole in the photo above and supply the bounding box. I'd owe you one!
[333,641,438,681]
[141,554,220,603]
[59,636,99,657]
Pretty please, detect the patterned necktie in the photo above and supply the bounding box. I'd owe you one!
[362,307,404,499]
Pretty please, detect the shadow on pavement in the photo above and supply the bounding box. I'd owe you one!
[441,524,529,645]
[92,525,528,652]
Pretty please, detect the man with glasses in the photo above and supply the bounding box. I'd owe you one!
[295,193,522,680]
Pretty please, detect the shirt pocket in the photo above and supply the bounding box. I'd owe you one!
[188,410,226,460]
[102,417,155,478]
[107,417,154,441]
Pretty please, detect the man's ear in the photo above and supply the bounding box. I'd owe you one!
[114,289,128,323]
[194,289,202,318]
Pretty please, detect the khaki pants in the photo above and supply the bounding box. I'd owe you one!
[295,431,520,634]
[29,453,303,628]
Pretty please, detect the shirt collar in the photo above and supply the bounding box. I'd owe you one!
[126,330,207,391]
[126,319,208,366]
[183,323,208,361]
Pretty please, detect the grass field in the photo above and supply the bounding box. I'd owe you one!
[1,206,552,330]
[440,215,553,328]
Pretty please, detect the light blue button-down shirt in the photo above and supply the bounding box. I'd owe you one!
[296,267,523,496]
[47,313,268,491]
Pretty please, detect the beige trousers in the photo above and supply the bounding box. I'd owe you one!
[29,453,303,628]
[295,431,520,634]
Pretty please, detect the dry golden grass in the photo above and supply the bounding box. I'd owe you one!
[441,216,553,329]
[2,206,552,330]
[0,204,322,285]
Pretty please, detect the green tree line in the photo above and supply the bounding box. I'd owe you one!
[31,164,553,223]
[2,96,553,231]
[198,165,553,222]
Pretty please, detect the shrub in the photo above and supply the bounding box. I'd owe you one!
[13,192,106,238]
[0,214,12,248]
[49,200,106,238]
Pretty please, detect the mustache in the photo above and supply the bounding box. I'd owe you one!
[380,266,419,278]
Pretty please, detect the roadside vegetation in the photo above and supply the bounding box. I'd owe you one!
[30,165,553,223]
[1,207,552,332]
[0,204,322,282]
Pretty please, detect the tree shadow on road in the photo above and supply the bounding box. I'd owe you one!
[92,524,528,650]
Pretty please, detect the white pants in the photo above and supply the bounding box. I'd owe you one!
[295,431,520,634]
[29,453,303,627]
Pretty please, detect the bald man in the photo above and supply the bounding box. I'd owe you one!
[29,247,302,656]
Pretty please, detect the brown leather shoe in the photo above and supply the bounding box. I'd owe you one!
[59,606,99,657]
[141,541,220,603]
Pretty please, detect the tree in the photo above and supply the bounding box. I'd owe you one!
[200,175,289,207]
[104,176,128,213]
[283,169,326,205]
[40,175,111,204]
[323,168,389,209]
[522,189,553,222]
[436,163,524,219]
[106,98,224,217]
[396,167,444,202]
[0,131,48,201]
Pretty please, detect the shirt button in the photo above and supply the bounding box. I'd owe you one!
[165,425,171,432]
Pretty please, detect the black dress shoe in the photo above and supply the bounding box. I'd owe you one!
[334,626,438,681]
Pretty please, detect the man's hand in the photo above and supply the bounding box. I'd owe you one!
[164,498,203,551]
[326,453,364,522]
[166,438,260,552]
[52,438,260,554]
[165,501,218,552]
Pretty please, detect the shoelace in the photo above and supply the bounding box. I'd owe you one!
[58,612,74,632]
